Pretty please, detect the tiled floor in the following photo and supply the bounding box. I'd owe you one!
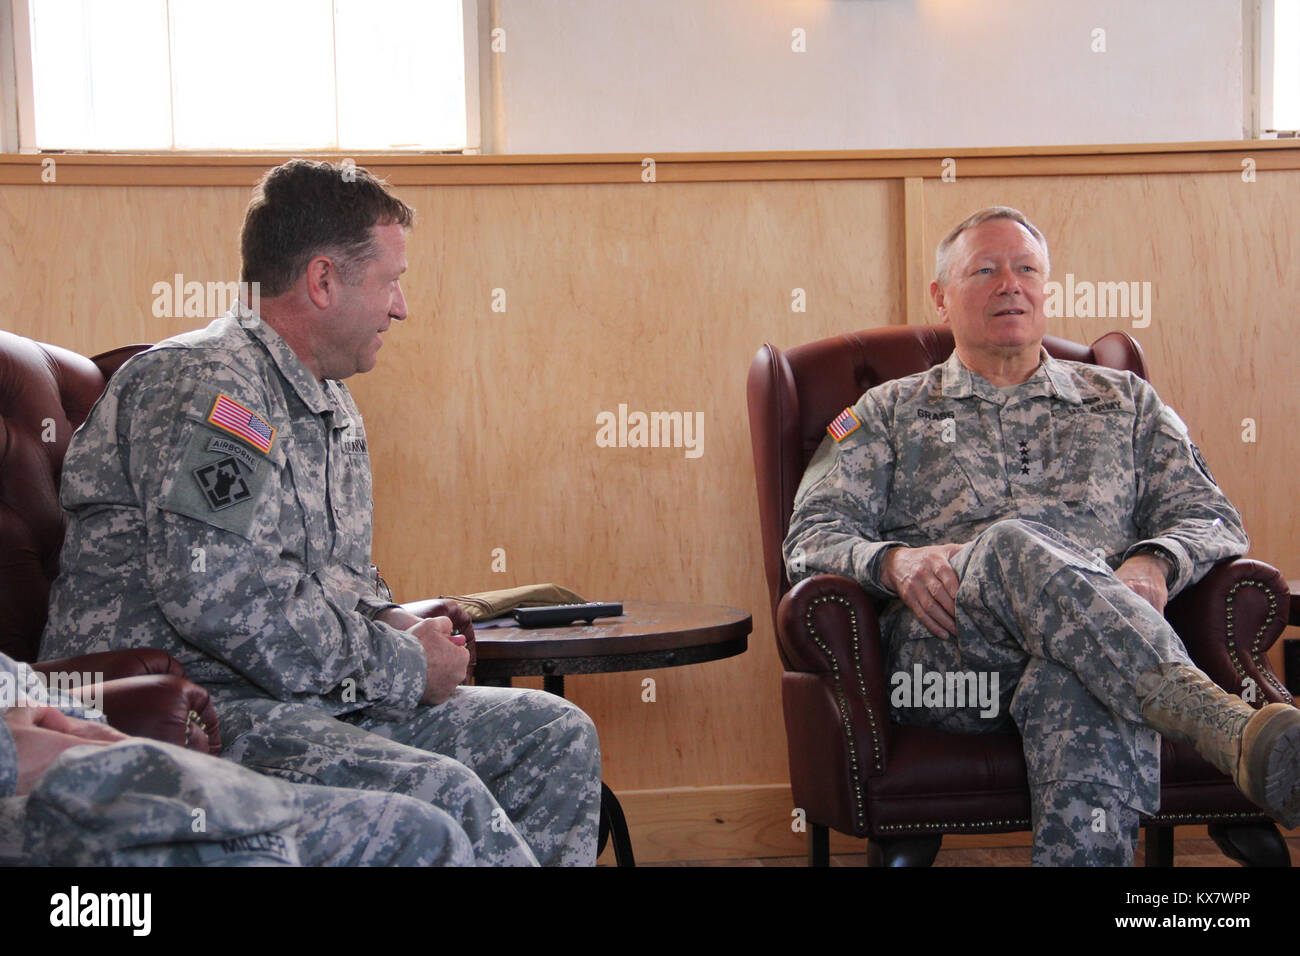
[639,834,1300,866]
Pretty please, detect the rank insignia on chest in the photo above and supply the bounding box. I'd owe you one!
[208,394,276,454]
[827,407,862,442]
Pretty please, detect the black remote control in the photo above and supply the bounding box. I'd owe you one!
[513,602,624,628]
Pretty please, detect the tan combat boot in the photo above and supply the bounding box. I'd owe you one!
[1137,663,1300,828]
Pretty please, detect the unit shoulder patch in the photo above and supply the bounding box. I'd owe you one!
[162,422,279,538]
[193,456,255,511]
[1191,444,1217,486]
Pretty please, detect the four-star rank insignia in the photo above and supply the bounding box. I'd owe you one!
[193,456,254,511]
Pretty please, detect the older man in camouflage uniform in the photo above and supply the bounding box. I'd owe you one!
[1,651,472,865]
[784,206,1300,865]
[40,160,600,866]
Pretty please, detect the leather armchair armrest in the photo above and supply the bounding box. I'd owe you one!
[777,574,894,772]
[33,648,185,683]
[92,675,221,754]
[401,599,477,684]
[1166,558,1292,705]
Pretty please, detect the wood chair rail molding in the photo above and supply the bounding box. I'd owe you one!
[2,139,1298,187]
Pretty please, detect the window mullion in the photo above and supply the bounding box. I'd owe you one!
[166,0,177,149]
[11,0,37,151]
[331,0,339,150]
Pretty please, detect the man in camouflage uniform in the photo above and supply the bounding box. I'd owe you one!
[0,651,472,865]
[40,160,600,866]
[784,206,1300,865]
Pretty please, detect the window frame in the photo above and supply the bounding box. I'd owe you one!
[4,0,480,154]
[1247,0,1299,137]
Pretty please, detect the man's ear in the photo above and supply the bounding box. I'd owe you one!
[304,255,336,310]
[930,279,948,323]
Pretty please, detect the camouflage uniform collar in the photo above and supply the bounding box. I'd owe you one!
[236,311,333,414]
[940,347,1082,405]
[1040,351,1084,404]
[939,350,979,398]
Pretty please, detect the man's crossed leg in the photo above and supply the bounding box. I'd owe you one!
[883,518,1296,865]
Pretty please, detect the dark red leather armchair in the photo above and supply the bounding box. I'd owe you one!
[747,324,1293,866]
[0,331,218,751]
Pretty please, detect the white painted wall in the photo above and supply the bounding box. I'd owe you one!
[481,0,1244,153]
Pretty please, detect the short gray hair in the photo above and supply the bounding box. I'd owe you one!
[934,206,1050,286]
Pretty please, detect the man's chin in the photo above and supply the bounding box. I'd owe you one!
[357,343,382,374]
[989,323,1045,350]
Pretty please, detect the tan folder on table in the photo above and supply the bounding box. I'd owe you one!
[441,584,587,621]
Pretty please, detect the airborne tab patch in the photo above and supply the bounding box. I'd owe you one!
[207,436,259,471]
[827,407,861,442]
[208,394,276,454]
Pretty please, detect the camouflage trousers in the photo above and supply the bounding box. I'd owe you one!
[881,518,1195,866]
[218,685,601,866]
[1,738,473,866]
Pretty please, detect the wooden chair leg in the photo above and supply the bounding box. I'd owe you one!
[867,834,942,867]
[1207,822,1291,867]
[808,823,829,867]
[1143,823,1174,867]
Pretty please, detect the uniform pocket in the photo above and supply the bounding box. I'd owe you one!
[887,463,1001,544]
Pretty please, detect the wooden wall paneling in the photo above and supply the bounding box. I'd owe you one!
[0,184,248,353]
[903,176,928,325]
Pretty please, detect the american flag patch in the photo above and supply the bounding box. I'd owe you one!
[208,394,276,454]
[827,407,861,442]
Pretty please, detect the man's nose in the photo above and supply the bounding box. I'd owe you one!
[993,265,1023,295]
[391,283,408,321]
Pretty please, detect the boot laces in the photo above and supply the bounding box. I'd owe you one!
[1152,673,1250,737]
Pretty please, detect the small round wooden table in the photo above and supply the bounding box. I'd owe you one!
[473,600,752,866]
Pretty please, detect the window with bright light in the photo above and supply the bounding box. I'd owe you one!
[24,0,469,151]
[1274,0,1300,131]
